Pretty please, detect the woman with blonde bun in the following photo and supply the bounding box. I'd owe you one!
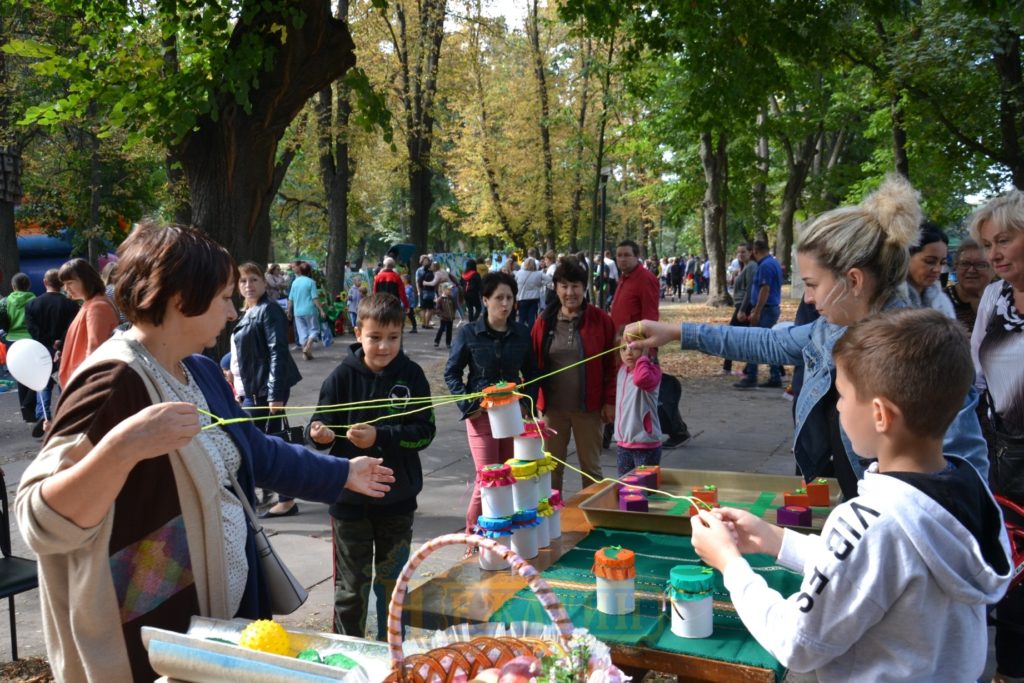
[624,176,989,497]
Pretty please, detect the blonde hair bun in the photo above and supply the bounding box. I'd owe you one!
[859,174,922,250]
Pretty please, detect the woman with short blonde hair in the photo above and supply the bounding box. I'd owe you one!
[968,189,1024,682]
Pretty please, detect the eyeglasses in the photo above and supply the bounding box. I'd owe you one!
[957,261,990,272]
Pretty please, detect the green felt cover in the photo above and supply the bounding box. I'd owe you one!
[488,528,803,681]
[669,565,715,600]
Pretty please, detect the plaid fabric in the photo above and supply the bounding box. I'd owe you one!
[110,515,194,623]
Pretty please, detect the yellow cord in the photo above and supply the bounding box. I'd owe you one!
[516,392,712,511]
[197,335,710,511]
[200,342,629,431]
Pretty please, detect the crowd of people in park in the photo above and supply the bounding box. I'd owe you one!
[1,175,1022,681]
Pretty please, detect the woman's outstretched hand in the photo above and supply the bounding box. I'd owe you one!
[622,320,681,350]
[344,456,395,498]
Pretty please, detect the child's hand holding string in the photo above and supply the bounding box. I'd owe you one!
[714,507,785,558]
[691,509,742,572]
[310,421,336,445]
[346,423,377,449]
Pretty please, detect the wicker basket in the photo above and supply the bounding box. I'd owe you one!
[385,533,576,683]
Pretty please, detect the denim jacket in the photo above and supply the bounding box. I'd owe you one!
[680,297,990,482]
[444,316,538,418]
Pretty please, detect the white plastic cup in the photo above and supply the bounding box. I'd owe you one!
[488,402,525,439]
[513,437,544,461]
[537,471,552,499]
[536,517,551,548]
[548,509,562,540]
[670,594,713,638]
[512,478,540,511]
[481,486,515,518]
[595,576,635,615]
[511,526,539,560]
[479,547,511,571]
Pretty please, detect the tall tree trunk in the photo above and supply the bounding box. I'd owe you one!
[753,107,770,239]
[354,234,368,269]
[88,123,101,266]
[814,129,846,208]
[175,2,355,268]
[527,0,556,251]
[568,36,592,253]
[993,26,1024,188]
[317,0,352,301]
[0,9,20,295]
[776,131,820,275]
[468,4,513,237]
[161,28,191,224]
[179,109,305,268]
[891,96,910,179]
[393,0,446,262]
[699,131,730,306]
[588,33,615,264]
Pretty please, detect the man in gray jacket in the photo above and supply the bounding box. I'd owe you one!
[723,243,756,375]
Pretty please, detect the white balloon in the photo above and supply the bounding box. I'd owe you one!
[7,339,53,391]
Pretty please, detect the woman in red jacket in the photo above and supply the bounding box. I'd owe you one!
[531,257,616,491]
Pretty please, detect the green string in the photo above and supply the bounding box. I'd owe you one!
[197,340,712,511]
[199,342,629,431]
[516,391,711,511]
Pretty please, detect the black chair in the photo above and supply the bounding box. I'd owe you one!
[0,468,39,660]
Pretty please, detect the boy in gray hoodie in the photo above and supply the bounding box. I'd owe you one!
[691,309,1012,682]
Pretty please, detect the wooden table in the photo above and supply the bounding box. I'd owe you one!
[402,483,781,683]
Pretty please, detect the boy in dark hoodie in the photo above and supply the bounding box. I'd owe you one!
[307,293,435,639]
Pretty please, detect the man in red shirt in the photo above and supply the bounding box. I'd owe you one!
[372,257,410,310]
[609,239,690,449]
[611,240,660,329]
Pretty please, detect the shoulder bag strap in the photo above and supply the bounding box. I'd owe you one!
[225,466,262,534]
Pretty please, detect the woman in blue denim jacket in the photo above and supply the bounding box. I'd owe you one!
[444,271,538,537]
[626,176,989,498]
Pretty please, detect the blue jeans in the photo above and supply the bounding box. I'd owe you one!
[518,299,539,329]
[294,314,320,345]
[744,304,782,383]
[616,445,663,477]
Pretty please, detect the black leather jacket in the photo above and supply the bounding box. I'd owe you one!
[231,294,301,402]
[444,315,538,418]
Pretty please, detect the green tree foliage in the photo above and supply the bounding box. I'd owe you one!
[9,0,357,268]
[6,0,1020,285]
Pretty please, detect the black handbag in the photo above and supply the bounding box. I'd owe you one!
[268,416,306,445]
[986,393,1024,499]
[992,427,1024,499]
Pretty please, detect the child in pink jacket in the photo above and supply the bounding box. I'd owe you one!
[613,337,662,475]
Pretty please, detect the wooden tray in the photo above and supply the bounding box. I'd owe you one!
[578,468,840,536]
